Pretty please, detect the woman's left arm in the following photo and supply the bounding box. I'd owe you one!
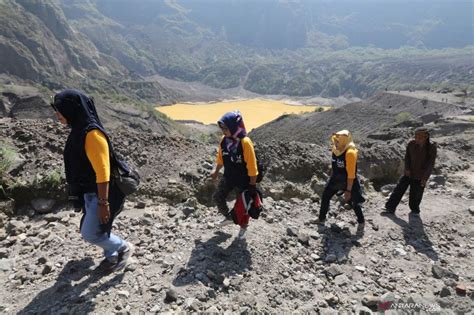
[344,149,357,202]
[85,130,111,224]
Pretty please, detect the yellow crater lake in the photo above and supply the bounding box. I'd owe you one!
[156,99,328,130]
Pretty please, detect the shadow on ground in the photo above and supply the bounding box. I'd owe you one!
[19,257,125,314]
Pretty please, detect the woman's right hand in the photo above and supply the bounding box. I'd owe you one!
[210,170,219,180]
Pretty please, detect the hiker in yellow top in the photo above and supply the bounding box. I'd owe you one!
[51,89,131,272]
[317,130,365,227]
[210,111,258,239]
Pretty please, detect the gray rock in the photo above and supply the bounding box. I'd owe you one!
[430,175,446,186]
[41,263,53,275]
[432,265,459,280]
[0,248,8,259]
[297,232,310,245]
[164,288,178,303]
[0,200,15,216]
[334,274,349,286]
[324,254,337,263]
[468,207,474,216]
[0,259,14,272]
[181,207,195,217]
[117,290,130,298]
[362,295,380,307]
[439,286,451,297]
[286,226,298,237]
[43,213,62,222]
[135,201,146,209]
[325,265,343,278]
[31,198,55,214]
[356,306,373,315]
[7,220,26,236]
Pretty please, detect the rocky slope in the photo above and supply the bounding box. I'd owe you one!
[0,91,473,313]
[251,91,472,144]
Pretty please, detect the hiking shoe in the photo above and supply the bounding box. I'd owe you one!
[115,242,133,271]
[381,207,395,215]
[237,227,247,240]
[95,256,119,273]
[218,216,234,227]
[409,212,420,218]
[314,218,326,225]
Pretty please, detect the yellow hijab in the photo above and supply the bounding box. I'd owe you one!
[331,130,357,157]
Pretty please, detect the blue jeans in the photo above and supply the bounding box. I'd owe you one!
[81,193,125,261]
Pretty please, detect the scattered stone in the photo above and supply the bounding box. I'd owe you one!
[117,290,130,298]
[324,293,339,305]
[455,283,467,295]
[439,286,451,297]
[355,266,366,273]
[431,265,459,280]
[357,306,373,315]
[31,198,55,214]
[297,232,310,245]
[0,248,8,259]
[334,274,349,286]
[0,259,14,272]
[393,248,407,256]
[7,220,26,236]
[135,201,146,209]
[43,213,62,222]
[41,263,53,275]
[324,254,337,263]
[362,295,380,307]
[286,227,298,237]
[325,265,343,278]
[164,288,178,303]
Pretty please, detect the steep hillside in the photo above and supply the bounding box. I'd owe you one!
[251,92,472,145]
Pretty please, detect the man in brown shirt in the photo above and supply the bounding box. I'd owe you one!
[384,127,437,216]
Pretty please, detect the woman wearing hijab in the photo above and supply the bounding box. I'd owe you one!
[317,130,365,228]
[51,89,131,271]
[210,111,259,239]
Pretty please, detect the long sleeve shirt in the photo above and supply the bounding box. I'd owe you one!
[216,137,258,177]
[404,140,437,181]
[345,148,357,179]
[85,129,110,183]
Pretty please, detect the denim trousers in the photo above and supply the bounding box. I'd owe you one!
[80,193,125,260]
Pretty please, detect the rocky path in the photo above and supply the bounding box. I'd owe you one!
[1,180,473,314]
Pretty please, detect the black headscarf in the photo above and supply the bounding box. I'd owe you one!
[53,89,125,235]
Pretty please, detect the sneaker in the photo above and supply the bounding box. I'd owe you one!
[95,257,118,273]
[218,216,234,227]
[115,242,133,271]
[381,207,395,215]
[237,227,247,240]
[314,218,326,225]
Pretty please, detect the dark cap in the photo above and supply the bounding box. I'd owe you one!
[415,127,429,134]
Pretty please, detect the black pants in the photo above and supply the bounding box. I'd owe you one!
[385,176,424,213]
[319,178,365,223]
[213,177,247,217]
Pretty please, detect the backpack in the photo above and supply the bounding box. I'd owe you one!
[110,147,140,196]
